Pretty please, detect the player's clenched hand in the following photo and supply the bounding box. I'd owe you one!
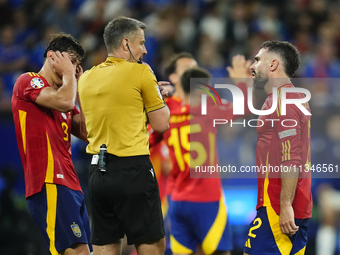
[279,205,299,236]
[158,81,174,98]
[226,54,252,86]
[48,51,75,78]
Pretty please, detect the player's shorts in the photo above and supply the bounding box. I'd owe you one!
[27,183,92,254]
[168,195,233,254]
[244,206,309,255]
[88,154,165,245]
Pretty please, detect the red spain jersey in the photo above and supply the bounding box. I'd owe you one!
[256,83,312,219]
[160,83,249,201]
[12,72,83,198]
[163,83,248,199]
[163,104,222,202]
[165,95,182,111]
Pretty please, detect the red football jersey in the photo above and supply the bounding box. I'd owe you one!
[12,72,83,198]
[163,103,229,202]
[256,83,312,219]
[164,95,182,110]
[162,83,249,201]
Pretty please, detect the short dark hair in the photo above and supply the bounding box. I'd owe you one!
[44,34,85,64]
[164,52,195,78]
[260,41,300,78]
[181,67,212,94]
[103,16,146,52]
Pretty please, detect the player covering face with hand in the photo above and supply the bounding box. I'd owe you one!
[12,34,92,255]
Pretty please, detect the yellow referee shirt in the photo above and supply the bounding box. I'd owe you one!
[78,57,165,156]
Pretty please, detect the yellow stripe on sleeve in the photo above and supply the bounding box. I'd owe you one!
[281,141,291,162]
[29,72,40,77]
[18,110,27,154]
[287,140,291,161]
[276,89,281,117]
[46,183,58,255]
[281,142,285,162]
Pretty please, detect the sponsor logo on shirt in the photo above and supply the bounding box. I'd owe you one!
[279,128,297,139]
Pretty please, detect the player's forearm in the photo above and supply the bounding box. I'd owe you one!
[280,166,299,206]
[72,93,88,143]
[71,113,88,143]
[57,71,78,110]
[148,105,170,134]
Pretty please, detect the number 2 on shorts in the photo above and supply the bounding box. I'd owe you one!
[248,218,262,238]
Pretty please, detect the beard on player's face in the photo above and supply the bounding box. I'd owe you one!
[252,70,268,90]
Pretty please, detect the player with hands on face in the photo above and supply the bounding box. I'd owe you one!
[12,34,92,255]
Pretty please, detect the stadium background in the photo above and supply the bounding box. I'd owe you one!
[0,0,340,254]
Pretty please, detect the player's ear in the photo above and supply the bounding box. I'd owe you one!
[122,38,129,51]
[168,73,178,85]
[46,50,53,58]
[270,59,279,72]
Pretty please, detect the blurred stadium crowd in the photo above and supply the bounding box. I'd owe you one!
[1,0,340,254]
[1,0,340,110]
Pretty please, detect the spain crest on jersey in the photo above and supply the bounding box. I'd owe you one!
[71,222,82,238]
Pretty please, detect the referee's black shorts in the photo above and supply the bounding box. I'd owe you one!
[88,153,165,245]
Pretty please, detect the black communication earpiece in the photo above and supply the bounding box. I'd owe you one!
[126,43,142,64]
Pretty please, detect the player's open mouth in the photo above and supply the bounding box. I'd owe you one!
[252,71,256,78]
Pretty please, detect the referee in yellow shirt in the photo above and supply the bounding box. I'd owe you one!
[78,16,170,255]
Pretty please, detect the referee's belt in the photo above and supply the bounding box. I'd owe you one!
[91,153,149,168]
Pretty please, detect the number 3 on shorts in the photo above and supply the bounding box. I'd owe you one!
[248,218,262,238]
